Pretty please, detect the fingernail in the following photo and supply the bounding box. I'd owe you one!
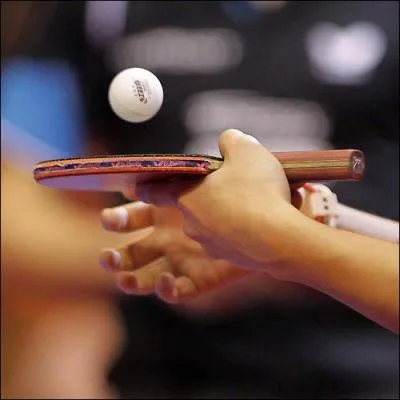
[245,134,260,144]
[229,129,259,144]
[229,129,244,136]
[102,207,128,230]
[118,275,138,294]
[114,207,129,229]
[100,248,121,271]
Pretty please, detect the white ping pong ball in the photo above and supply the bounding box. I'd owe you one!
[108,68,164,123]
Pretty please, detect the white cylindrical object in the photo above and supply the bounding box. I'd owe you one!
[336,204,399,243]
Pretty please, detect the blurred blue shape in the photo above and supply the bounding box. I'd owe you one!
[1,118,69,169]
[1,57,86,158]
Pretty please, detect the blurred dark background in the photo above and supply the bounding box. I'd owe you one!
[2,1,399,398]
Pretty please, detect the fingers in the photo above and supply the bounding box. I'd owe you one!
[105,245,251,303]
[101,201,154,233]
[100,232,163,272]
[135,178,201,207]
[116,258,173,295]
[218,129,262,162]
[114,263,248,304]
[117,266,199,304]
[154,260,250,304]
[135,181,178,206]
[155,273,198,304]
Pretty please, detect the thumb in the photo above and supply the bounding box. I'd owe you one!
[218,129,265,163]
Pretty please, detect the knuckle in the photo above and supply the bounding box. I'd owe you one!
[126,242,143,268]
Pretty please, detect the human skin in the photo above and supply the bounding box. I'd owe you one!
[1,163,126,399]
[100,129,399,334]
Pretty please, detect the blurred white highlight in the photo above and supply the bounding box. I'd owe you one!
[110,28,243,74]
[183,90,331,154]
[306,22,387,85]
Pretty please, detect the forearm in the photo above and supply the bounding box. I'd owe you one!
[1,165,119,293]
[281,213,399,333]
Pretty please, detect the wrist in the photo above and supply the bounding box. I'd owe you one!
[256,205,332,282]
[252,203,309,273]
[256,183,341,281]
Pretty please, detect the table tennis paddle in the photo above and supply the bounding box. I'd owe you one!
[33,150,365,192]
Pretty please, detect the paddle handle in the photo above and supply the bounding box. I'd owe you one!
[211,149,365,182]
